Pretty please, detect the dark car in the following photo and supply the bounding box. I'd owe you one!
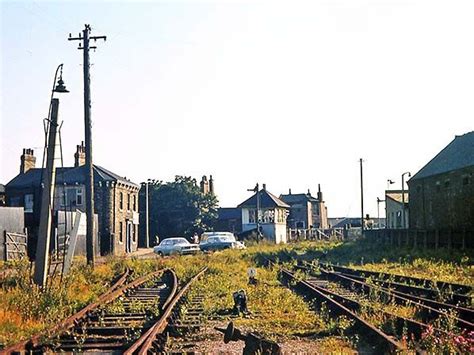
[199,232,245,252]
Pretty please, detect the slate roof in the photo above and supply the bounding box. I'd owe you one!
[6,165,139,189]
[238,189,290,209]
[411,131,474,181]
[280,193,319,204]
[218,207,242,219]
[386,191,409,204]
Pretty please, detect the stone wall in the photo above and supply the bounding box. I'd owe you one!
[408,166,474,230]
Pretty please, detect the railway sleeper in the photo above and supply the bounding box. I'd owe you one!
[318,262,472,295]
[331,269,472,307]
[319,267,474,331]
[280,268,405,353]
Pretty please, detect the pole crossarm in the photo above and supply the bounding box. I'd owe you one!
[67,24,107,266]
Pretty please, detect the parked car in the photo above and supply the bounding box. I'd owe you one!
[199,232,246,252]
[153,237,200,256]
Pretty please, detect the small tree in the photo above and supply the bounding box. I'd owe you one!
[145,176,218,239]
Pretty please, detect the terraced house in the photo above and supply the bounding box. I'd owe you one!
[5,144,140,257]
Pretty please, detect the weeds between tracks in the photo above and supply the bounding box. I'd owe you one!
[0,238,472,351]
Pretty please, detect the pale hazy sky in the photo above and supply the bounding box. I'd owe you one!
[1,0,473,217]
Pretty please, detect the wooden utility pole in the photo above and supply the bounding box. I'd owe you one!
[360,158,365,233]
[34,99,60,287]
[69,25,106,266]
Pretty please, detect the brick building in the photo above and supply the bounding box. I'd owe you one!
[408,132,474,230]
[5,145,140,256]
[280,185,329,229]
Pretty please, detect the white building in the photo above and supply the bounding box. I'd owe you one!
[238,185,290,244]
[385,190,409,229]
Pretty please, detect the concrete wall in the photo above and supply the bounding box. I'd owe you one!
[408,166,474,230]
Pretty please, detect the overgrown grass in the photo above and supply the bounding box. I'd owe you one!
[1,238,472,350]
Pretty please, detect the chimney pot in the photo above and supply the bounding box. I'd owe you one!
[20,148,36,174]
[74,142,86,167]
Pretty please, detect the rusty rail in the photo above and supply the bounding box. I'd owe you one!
[279,267,405,353]
[3,267,130,353]
[319,262,472,295]
[124,267,208,355]
[318,267,474,331]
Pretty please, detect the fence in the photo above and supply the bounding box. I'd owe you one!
[288,228,346,241]
[364,228,473,250]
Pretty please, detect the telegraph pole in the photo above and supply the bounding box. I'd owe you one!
[69,25,106,266]
[360,158,365,233]
[34,99,60,287]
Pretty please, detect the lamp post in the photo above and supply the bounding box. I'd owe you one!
[34,64,69,287]
[401,172,411,229]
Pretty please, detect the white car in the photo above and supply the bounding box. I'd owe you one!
[153,237,200,256]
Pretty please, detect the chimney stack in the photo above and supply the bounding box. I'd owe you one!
[200,175,209,194]
[20,148,36,174]
[289,188,292,195]
[74,141,86,167]
[262,183,266,190]
[209,175,214,195]
[317,184,323,201]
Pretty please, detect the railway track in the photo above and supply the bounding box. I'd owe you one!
[278,265,405,353]
[319,262,473,297]
[125,267,208,354]
[4,268,176,354]
[4,267,208,354]
[270,258,473,353]
[296,262,474,330]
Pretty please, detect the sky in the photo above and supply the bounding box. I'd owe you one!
[1,0,473,218]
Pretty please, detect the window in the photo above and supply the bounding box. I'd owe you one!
[119,222,123,243]
[76,188,83,206]
[435,182,441,192]
[24,194,34,213]
[119,192,123,210]
[463,176,470,186]
[248,209,256,224]
[133,195,136,211]
[444,180,450,188]
[127,193,130,211]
